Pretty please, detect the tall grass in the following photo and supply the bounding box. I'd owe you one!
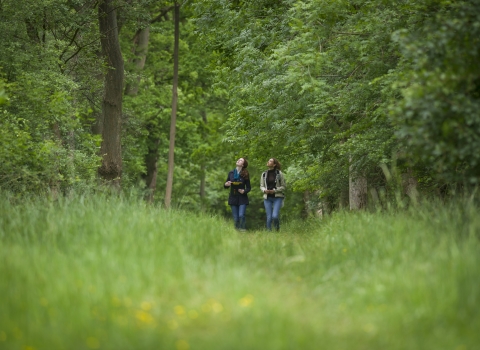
[0,195,479,350]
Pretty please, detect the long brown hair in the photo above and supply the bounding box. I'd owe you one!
[271,158,282,170]
[241,158,249,180]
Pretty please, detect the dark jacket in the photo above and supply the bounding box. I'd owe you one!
[224,170,251,206]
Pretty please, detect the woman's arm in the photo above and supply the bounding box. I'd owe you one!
[259,172,267,193]
[275,172,286,193]
[244,178,251,194]
[224,172,232,188]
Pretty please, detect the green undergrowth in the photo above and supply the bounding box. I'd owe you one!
[0,195,479,350]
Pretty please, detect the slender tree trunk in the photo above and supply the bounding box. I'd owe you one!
[302,190,311,218]
[91,107,104,136]
[144,123,160,203]
[349,159,367,210]
[402,168,418,203]
[123,7,173,202]
[98,0,124,188]
[318,190,330,217]
[164,2,180,208]
[199,163,206,199]
[49,122,63,199]
[339,187,349,209]
[125,27,150,96]
[67,126,76,197]
[199,110,207,210]
[25,20,40,43]
[369,187,381,206]
[122,25,159,202]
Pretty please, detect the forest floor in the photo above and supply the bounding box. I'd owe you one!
[0,195,479,350]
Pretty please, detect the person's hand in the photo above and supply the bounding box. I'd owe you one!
[238,189,244,194]
[225,181,232,187]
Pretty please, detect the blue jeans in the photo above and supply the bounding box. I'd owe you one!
[231,204,247,230]
[264,197,283,231]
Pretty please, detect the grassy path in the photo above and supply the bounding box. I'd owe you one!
[0,196,479,349]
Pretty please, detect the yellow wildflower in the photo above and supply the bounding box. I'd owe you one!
[188,310,199,319]
[176,340,189,350]
[212,302,223,313]
[86,337,100,349]
[135,310,154,324]
[141,301,152,311]
[174,305,186,316]
[239,294,254,307]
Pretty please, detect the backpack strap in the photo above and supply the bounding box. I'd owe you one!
[264,170,279,176]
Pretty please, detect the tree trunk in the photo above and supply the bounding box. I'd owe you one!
[302,190,311,218]
[402,168,418,203]
[144,123,160,203]
[91,50,104,137]
[49,122,63,199]
[98,0,124,188]
[349,161,367,210]
[164,2,180,208]
[125,27,150,96]
[199,110,207,211]
[369,187,381,206]
[91,51,105,136]
[339,187,349,209]
[25,20,40,43]
[124,7,173,202]
[122,25,158,202]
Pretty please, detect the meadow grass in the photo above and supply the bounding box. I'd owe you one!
[0,194,479,350]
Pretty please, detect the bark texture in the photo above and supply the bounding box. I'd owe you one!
[125,27,150,96]
[402,168,418,202]
[98,0,124,187]
[349,163,368,210]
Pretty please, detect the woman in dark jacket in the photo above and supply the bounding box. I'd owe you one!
[224,157,251,231]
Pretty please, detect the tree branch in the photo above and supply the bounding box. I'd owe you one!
[59,27,81,61]
[315,20,369,36]
[151,6,174,23]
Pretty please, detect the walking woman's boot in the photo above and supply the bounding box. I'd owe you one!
[273,218,280,231]
[239,217,246,232]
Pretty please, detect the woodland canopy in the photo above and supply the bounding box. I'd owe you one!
[1,0,479,219]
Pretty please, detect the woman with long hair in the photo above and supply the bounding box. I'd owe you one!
[224,157,251,231]
[260,158,286,231]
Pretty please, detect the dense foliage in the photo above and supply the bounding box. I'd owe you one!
[194,0,480,208]
[1,0,479,215]
[0,0,102,193]
[0,0,233,213]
